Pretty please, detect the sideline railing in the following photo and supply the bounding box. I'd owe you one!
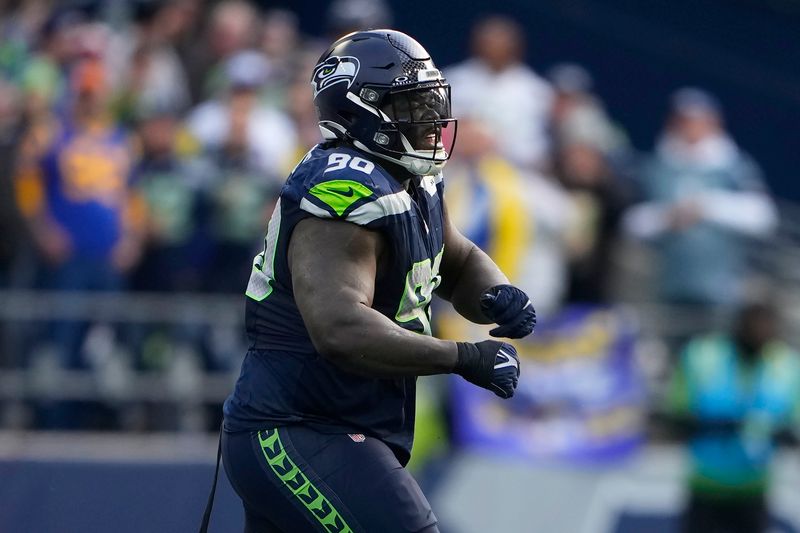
[0,290,243,325]
[2,197,800,430]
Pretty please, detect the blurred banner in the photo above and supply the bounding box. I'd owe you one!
[447,306,645,461]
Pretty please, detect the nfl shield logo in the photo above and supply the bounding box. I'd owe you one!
[348,433,366,443]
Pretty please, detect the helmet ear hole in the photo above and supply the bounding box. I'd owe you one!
[374,132,392,146]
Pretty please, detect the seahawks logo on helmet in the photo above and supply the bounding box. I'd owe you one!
[311,56,360,97]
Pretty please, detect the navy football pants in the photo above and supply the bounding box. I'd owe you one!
[222,426,440,533]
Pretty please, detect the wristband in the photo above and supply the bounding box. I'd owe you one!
[454,341,493,386]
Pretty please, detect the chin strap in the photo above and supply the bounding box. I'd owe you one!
[404,156,444,176]
[351,139,445,176]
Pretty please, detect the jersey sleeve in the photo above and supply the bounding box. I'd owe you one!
[297,155,411,230]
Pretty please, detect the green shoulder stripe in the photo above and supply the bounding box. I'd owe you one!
[308,179,373,217]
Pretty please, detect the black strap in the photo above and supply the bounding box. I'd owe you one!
[199,428,223,533]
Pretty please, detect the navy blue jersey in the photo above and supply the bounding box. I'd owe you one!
[223,143,445,461]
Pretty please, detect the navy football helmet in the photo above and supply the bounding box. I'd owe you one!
[311,29,457,176]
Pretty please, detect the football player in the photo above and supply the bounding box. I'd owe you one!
[220,30,536,532]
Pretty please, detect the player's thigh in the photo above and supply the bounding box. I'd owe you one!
[280,428,439,533]
[222,428,347,533]
[222,427,439,533]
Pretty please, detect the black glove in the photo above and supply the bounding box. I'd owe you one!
[480,284,536,339]
[454,340,520,399]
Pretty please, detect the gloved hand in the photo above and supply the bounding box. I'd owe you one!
[454,340,520,399]
[480,284,536,339]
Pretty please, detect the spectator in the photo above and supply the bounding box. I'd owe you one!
[147,0,204,105]
[14,58,142,420]
[555,137,632,305]
[623,88,777,329]
[258,8,303,109]
[131,101,209,293]
[19,8,85,119]
[186,50,297,182]
[666,302,800,533]
[107,1,191,123]
[0,0,51,82]
[547,62,628,161]
[446,15,553,170]
[197,0,260,99]
[188,51,292,293]
[201,159,279,294]
[442,118,575,318]
[16,57,143,280]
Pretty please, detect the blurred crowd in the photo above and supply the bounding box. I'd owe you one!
[0,0,325,299]
[0,0,794,450]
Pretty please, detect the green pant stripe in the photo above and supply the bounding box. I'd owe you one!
[257,429,354,533]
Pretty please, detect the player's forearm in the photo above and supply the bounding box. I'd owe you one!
[311,305,458,378]
[445,244,508,324]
